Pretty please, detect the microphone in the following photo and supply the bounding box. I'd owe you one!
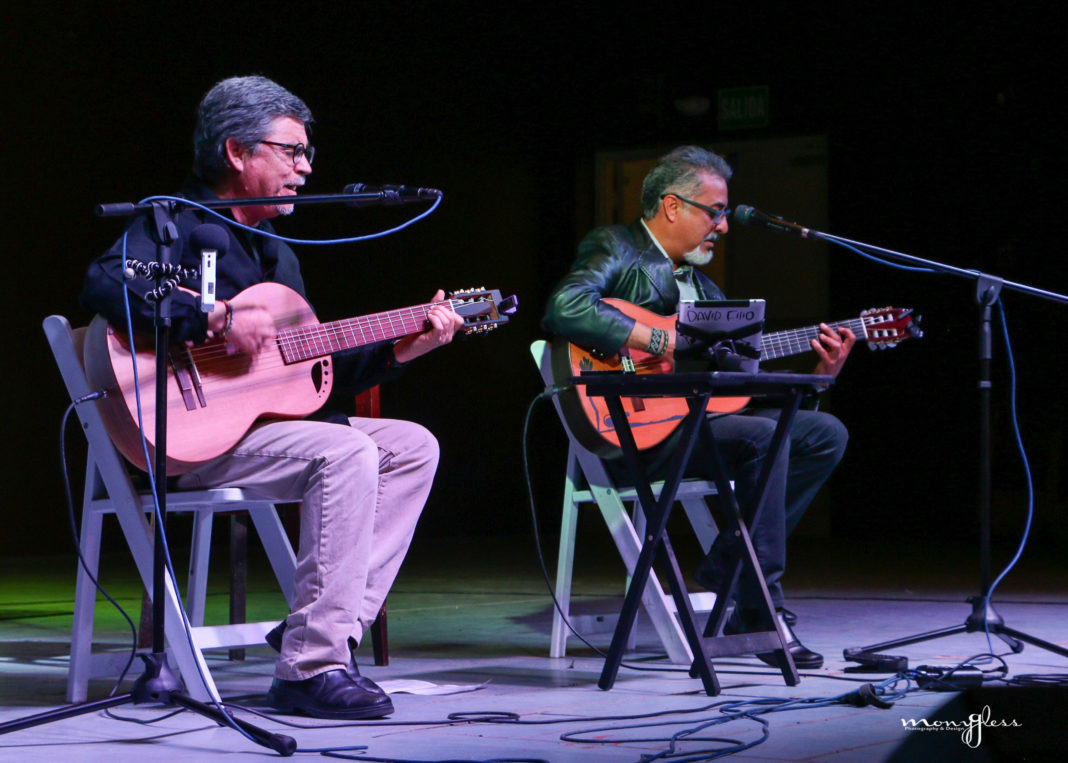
[733,205,824,240]
[189,223,229,313]
[343,183,443,207]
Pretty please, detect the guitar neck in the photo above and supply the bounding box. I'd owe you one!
[278,302,441,363]
[759,318,866,361]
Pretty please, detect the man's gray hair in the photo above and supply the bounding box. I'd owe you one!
[193,75,313,186]
[640,146,733,220]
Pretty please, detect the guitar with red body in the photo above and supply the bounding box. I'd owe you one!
[552,298,920,456]
[84,282,515,473]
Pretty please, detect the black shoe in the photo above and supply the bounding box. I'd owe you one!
[267,669,394,720]
[693,550,729,592]
[725,608,823,670]
[265,621,361,677]
[694,551,800,627]
[694,556,798,628]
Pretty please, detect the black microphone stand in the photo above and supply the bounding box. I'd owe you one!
[1,200,296,754]
[815,230,1068,665]
[1,187,441,753]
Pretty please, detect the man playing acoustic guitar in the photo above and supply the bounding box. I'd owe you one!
[542,146,855,669]
[81,76,464,719]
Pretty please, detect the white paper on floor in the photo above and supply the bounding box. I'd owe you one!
[379,679,489,696]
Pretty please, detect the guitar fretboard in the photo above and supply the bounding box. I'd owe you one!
[759,318,867,361]
[277,302,445,363]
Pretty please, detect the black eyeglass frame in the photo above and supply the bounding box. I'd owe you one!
[258,140,316,166]
[661,193,730,224]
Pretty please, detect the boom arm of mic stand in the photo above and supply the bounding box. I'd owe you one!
[820,231,1068,305]
[96,191,390,217]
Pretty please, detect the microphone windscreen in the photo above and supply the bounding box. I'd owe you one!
[190,223,229,256]
[732,205,757,225]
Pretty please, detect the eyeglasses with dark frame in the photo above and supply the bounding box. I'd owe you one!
[258,140,316,167]
[662,193,730,224]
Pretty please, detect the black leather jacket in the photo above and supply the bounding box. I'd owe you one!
[542,220,725,355]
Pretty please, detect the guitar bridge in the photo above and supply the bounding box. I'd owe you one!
[170,347,206,411]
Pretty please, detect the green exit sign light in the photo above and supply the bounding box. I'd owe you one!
[718,86,770,130]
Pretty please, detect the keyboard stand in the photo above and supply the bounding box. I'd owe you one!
[570,371,832,695]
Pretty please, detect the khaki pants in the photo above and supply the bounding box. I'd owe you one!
[177,416,438,680]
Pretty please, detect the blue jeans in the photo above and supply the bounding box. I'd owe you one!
[612,407,848,608]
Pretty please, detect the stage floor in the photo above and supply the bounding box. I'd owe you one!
[1,533,1066,761]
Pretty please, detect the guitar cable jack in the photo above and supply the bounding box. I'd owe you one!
[73,390,109,405]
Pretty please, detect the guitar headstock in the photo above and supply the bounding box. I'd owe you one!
[861,306,923,350]
[448,288,518,334]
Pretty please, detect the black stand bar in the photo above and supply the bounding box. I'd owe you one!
[572,371,831,695]
[695,389,803,679]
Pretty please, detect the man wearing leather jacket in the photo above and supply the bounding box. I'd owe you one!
[542,145,855,669]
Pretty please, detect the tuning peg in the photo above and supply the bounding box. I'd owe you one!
[499,294,518,315]
[908,315,924,339]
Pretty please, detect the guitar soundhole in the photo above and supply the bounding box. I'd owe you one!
[311,359,331,393]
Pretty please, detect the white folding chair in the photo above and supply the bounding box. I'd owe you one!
[530,340,720,664]
[44,315,298,703]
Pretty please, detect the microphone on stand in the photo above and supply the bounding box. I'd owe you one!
[189,224,229,313]
[343,183,443,207]
[733,205,824,240]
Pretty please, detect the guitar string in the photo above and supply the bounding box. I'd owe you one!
[761,313,907,356]
[143,300,470,381]
[759,315,909,356]
[760,318,868,358]
[289,303,446,355]
[608,314,899,370]
[181,301,447,363]
[175,318,433,377]
[149,311,461,402]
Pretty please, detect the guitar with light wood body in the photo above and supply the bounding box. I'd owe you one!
[84,282,514,473]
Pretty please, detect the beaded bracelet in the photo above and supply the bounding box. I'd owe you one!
[646,327,667,357]
[654,327,667,356]
[645,327,658,356]
[219,299,234,340]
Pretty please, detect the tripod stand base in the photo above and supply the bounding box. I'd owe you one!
[0,651,297,756]
[845,595,1068,669]
[0,693,132,735]
[131,651,184,703]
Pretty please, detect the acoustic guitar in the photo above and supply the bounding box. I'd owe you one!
[552,298,920,456]
[84,282,515,474]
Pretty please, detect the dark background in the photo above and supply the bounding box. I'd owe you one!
[3,4,1066,564]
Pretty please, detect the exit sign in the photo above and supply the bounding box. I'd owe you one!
[717,86,770,130]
